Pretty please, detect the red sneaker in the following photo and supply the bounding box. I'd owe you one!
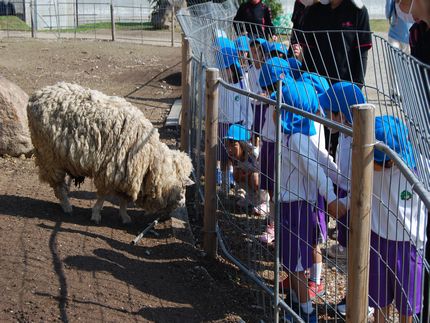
[308,280,325,300]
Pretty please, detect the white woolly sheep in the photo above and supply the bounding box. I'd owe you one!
[27,82,193,224]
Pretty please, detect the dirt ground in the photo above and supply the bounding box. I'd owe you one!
[0,39,258,323]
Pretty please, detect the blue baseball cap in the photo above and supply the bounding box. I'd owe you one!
[249,37,267,48]
[288,58,302,79]
[267,42,288,57]
[269,80,318,136]
[215,36,235,50]
[235,35,250,52]
[224,124,251,141]
[301,72,330,95]
[374,116,416,169]
[217,46,241,73]
[259,57,291,88]
[318,81,366,124]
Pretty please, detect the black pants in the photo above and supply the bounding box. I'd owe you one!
[324,126,340,160]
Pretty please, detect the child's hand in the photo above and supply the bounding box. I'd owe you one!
[327,200,347,219]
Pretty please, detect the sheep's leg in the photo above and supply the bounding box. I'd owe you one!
[54,182,73,214]
[91,196,105,224]
[119,198,132,224]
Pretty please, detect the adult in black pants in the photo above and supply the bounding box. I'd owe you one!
[233,0,277,40]
[298,0,372,157]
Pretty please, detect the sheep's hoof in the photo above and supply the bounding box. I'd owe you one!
[91,214,101,224]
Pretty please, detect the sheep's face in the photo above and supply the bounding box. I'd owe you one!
[137,150,194,214]
[163,151,194,211]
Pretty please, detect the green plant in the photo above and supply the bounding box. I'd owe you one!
[263,0,283,20]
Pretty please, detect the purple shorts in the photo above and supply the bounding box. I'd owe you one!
[336,187,349,247]
[368,232,423,315]
[280,200,318,272]
[313,194,327,245]
[260,140,275,192]
[252,103,267,135]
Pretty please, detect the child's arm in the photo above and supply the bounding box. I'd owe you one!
[288,134,338,206]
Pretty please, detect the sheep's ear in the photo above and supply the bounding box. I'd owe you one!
[183,178,194,186]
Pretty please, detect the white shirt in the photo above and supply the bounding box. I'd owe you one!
[218,80,254,129]
[261,104,276,142]
[335,133,352,192]
[280,133,337,204]
[311,122,340,186]
[372,166,427,249]
[247,64,263,95]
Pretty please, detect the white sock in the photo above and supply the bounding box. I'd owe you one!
[310,263,322,285]
[300,301,314,314]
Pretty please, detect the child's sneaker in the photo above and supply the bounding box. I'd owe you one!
[308,280,325,300]
[258,224,275,244]
[336,297,374,317]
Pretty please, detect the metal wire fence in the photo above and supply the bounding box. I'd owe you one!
[177,3,430,322]
[0,0,183,45]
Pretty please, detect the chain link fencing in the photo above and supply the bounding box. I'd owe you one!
[177,2,430,322]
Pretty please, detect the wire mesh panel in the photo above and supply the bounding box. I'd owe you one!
[177,4,430,322]
[0,0,182,45]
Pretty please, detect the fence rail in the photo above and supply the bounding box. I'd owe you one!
[178,2,430,322]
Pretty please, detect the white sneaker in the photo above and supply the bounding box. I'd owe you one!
[337,298,374,317]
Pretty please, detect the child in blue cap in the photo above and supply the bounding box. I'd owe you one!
[275,78,345,323]
[369,115,426,323]
[216,45,254,193]
[257,57,291,245]
[224,124,268,215]
[319,81,374,318]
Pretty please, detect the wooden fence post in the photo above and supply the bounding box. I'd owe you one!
[347,103,375,323]
[203,68,219,258]
[180,34,191,153]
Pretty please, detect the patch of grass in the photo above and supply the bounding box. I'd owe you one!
[54,21,157,33]
[0,16,30,31]
[370,19,389,33]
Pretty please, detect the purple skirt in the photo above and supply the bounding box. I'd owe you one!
[252,103,267,136]
[314,194,328,244]
[280,200,318,272]
[260,140,275,192]
[368,232,423,315]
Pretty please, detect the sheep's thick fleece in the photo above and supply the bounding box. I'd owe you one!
[27,82,192,214]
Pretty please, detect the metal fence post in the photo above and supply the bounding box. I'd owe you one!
[171,5,175,47]
[347,103,375,322]
[203,68,219,258]
[30,0,35,38]
[110,4,115,41]
[273,80,283,323]
[181,34,191,153]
